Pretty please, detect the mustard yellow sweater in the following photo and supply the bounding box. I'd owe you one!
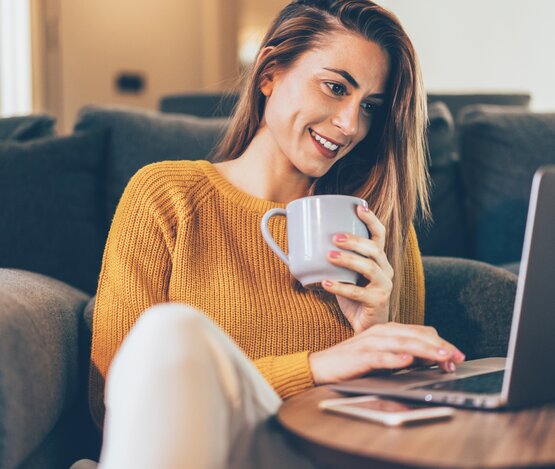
[90,160,425,426]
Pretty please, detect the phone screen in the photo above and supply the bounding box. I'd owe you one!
[340,399,430,413]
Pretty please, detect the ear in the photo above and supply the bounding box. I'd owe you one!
[260,74,275,97]
[257,46,277,97]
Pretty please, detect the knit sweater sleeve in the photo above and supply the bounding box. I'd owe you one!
[89,165,175,428]
[254,351,315,399]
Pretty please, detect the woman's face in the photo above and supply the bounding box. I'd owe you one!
[259,29,390,179]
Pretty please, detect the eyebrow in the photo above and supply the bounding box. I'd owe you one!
[323,67,386,99]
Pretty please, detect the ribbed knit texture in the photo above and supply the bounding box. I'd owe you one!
[90,160,425,427]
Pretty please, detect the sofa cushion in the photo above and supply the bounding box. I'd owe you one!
[0,114,56,142]
[427,93,531,124]
[0,268,89,469]
[458,105,555,264]
[423,257,516,359]
[0,130,108,295]
[415,102,468,257]
[74,105,227,230]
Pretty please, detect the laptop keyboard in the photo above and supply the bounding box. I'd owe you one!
[411,370,504,394]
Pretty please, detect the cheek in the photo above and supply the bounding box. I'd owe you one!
[355,116,372,144]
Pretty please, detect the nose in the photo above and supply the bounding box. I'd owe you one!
[331,99,360,137]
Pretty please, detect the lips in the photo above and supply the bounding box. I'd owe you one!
[309,128,343,159]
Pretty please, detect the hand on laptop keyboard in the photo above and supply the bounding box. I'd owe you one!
[308,322,466,385]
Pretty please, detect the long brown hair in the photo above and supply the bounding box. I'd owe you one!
[212,0,430,320]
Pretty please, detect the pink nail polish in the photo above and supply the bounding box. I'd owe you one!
[437,348,449,356]
[335,233,347,242]
[360,204,369,212]
[329,250,341,259]
[323,280,333,287]
[448,361,456,372]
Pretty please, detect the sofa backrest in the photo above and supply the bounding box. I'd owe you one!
[0,114,56,142]
[458,105,555,265]
[0,130,108,295]
[72,101,555,277]
[74,105,228,234]
[75,102,460,257]
[159,92,531,122]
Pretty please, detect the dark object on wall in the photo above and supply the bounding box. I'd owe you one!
[115,72,146,94]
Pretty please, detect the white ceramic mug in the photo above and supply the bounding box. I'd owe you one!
[260,195,369,288]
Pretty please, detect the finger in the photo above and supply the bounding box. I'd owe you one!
[322,278,389,310]
[412,358,455,373]
[327,250,393,290]
[366,323,465,362]
[359,351,414,371]
[332,234,394,279]
[357,204,386,251]
[359,334,459,364]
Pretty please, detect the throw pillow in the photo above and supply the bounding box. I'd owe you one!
[458,105,555,264]
[74,105,227,231]
[0,114,56,142]
[0,130,108,295]
[415,101,469,257]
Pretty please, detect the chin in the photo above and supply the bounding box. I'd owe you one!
[304,158,338,179]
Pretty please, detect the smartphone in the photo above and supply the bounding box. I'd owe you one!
[318,395,455,427]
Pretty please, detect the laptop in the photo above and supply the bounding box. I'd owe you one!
[331,165,555,409]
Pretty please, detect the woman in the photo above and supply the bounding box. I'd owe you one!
[81,1,465,467]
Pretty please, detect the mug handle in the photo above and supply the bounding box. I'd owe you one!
[260,208,289,266]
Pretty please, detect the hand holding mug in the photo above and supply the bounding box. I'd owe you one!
[322,203,394,334]
[260,195,392,333]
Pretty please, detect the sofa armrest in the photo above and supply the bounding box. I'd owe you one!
[0,268,90,469]
[423,257,517,359]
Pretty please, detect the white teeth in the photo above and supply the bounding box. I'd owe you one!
[311,130,339,152]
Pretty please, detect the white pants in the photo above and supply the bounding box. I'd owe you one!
[90,303,314,469]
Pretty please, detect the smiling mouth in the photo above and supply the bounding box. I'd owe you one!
[309,129,341,152]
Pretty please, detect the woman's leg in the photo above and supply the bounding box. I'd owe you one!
[96,303,313,469]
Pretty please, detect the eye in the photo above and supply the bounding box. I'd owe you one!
[325,82,347,97]
[361,101,379,115]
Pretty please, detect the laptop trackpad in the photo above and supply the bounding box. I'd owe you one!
[330,357,506,392]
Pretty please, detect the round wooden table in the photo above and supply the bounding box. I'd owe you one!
[277,386,555,469]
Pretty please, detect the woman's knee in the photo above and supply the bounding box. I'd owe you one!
[113,303,213,372]
[136,303,208,338]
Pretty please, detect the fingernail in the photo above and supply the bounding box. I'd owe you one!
[455,351,466,362]
[323,280,333,287]
[334,234,348,242]
[437,348,450,357]
[401,354,411,360]
[329,250,341,259]
[360,204,369,212]
[448,361,456,372]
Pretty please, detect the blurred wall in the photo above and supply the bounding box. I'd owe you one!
[35,0,555,133]
[40,0,239,133]
[381,0,555,110]
[238,0,288,66]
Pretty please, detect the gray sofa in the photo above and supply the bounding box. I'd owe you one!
[1,98,554,468]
